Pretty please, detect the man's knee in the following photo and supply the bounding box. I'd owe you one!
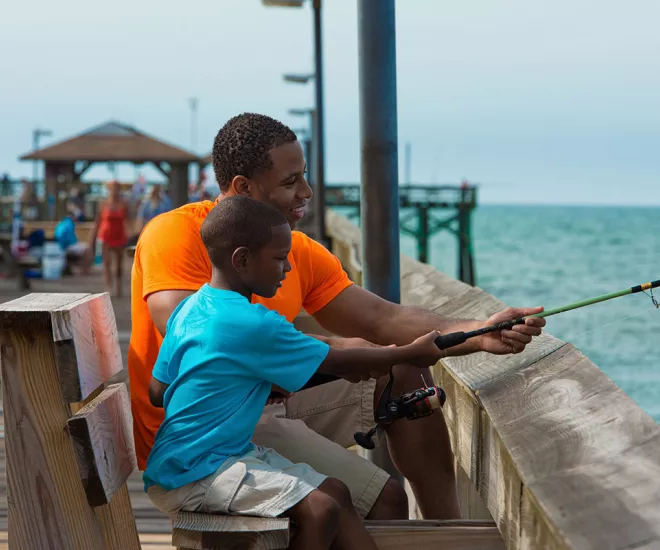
[367,477,409,520]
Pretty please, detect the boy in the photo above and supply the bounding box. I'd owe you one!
[144,196,445,550]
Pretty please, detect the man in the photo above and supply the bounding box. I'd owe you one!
[129,112,545,520]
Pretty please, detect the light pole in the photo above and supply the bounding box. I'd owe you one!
[288,106,317,212]
[358,0,402,479]
[262,0,327,245]
[32,128,52,183]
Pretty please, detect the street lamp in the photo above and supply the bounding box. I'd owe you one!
[262,0,327,245]
[32,128,53,183]
[283,73,314,84]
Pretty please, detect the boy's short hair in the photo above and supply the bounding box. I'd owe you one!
[212,113,297,192]
[200,196,288,268]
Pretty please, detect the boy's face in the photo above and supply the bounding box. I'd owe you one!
[245,223,292,298]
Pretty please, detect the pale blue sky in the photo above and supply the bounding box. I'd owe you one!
[1,0,658,205]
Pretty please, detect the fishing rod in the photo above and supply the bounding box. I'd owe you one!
[434,279,660,350]
[354,279,660,449]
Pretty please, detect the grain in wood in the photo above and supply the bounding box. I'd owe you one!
[172,512,290,550]
[1,330,103,549]
[67,383,137,506]
[51,293,124,402]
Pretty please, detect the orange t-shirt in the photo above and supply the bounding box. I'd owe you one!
[128,200,353,470]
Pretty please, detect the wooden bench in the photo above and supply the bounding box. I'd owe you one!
[0,292,505,549]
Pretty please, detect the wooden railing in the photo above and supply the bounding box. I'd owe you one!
[325,209,660,550]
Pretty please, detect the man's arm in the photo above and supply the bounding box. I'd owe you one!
[147,290,196,336]
[313,285,545,356]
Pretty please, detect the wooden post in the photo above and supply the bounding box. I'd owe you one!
[0,293,140,550]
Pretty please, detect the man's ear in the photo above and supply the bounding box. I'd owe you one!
[231,247,250,273]
[230,176,251,197]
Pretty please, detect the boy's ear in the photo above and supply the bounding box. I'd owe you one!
[231,247,250,273]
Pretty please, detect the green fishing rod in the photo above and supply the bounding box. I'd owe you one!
[434,279,660,351]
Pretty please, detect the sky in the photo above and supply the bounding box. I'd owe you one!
[1,0,659,205]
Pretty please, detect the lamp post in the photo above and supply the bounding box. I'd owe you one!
[288,106,317,211]
[358,0,402,479]
[262,0,327,245]
[32,128,52,183]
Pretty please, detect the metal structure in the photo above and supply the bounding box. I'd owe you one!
[326,184,478,286]
[262,0,327,245]
[357,0,401,479]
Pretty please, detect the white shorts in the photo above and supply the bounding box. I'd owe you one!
[146,445,327,518]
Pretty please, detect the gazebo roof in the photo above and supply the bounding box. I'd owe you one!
[20,121,199,163]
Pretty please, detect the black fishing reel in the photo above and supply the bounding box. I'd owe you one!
[354,369,446,450]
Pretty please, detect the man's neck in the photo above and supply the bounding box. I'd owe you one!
[209,269,251,300]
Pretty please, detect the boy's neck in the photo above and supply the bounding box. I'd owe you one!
[209,268,252,300]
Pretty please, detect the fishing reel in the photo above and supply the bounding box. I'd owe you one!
[354,369,446,450]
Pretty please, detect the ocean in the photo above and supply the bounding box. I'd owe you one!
[396,205,660,421]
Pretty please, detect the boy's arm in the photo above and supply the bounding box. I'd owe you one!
[318,330,444,381]
[148,326,175,408]
[255,310,444,393]
[149,378,169,408]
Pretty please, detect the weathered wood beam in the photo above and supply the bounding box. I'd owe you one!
[0,292,140,550]
[153,162,170,177]
[67,383,137,507]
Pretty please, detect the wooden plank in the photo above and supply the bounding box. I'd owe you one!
[401,267,472,311]
[68,365,141,550]
[1,329,103,549]
[366,524,504,550]
[172,512,290,550]
[0,293,89,331]
[93,482,142,550]
[51,293,123,402]
[478,344,660,549]
[67,383,137,507]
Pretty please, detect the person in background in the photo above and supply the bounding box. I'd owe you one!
[88,180,130,296]
[55,200,91,274]
[134,184,172,235]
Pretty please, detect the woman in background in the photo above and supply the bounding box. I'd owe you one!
[134,184,172,235]
[88,180,129,297]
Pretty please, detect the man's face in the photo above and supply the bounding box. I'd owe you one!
[249,141,313,229]
[245,224,292,298]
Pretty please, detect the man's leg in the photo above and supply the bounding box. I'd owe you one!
[377,364,461,519]
[253,399,408,521]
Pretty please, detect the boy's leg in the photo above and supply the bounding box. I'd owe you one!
[253,399,407,520]
[283,485,340,550]
[316,478,378,550]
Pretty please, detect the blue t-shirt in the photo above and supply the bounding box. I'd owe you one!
[143,284,330,491]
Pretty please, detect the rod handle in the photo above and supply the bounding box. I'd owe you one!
[434,331,468,350]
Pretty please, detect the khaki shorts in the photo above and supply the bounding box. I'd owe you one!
[147,445,327,517]
[252,378,389,519]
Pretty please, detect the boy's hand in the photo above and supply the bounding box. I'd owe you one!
[408,330,444,367]
[267,384,291,405]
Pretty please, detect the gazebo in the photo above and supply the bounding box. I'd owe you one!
[20,121,201,219]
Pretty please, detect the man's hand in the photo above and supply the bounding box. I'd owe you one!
[477,306,546,355]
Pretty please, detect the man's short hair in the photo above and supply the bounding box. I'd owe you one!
[200,196,288,268]
[212,113,297,192]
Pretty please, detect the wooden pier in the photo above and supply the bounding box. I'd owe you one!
[0,212,659,549]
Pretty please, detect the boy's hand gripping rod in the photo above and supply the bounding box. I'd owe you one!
[354,279,660,449]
